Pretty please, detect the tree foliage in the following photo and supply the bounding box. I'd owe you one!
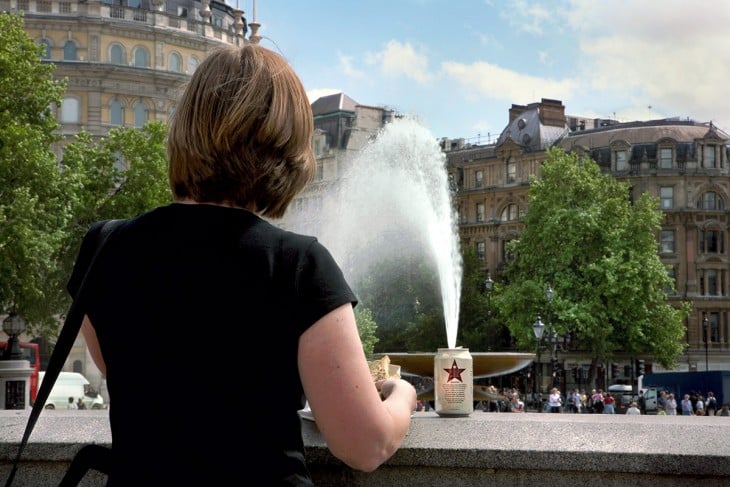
[493,147,688,369]
[354,306,379,356]
[0,12,68,330]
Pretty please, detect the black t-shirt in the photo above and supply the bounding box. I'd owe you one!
[68,203,357,485]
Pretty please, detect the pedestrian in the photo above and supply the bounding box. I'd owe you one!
[76,397,86,410]
[71,44,417,485]
[603,393,615,414]
[67,396,78,410]
[665,393,678,415]
[705,391,718,416]
[591,389,604,414]
[656,404,667,416]
[548,387,562,413]
[695,394,705,416]
[638,390,646,415]
[681,394,694,415]
[626,401,641,415]
[719,404,730,417]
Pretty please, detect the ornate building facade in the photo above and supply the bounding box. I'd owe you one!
[445,98,730,390]
[6,0,256,157]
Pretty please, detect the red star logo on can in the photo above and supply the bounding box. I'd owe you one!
[444,359,465,382]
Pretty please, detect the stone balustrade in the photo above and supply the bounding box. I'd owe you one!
[1,409,730,486]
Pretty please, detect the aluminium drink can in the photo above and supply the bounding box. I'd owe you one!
[434,347,473,417]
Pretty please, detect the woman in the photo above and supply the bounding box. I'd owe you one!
[548,387,562,413]
[72,44,416,485]
[665,393,678,415]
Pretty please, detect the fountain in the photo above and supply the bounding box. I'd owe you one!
[290,117,533,398]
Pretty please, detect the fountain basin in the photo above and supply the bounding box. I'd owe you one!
[374,352,534,378]
[373,352,535,401]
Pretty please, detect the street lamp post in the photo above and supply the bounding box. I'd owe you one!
[704,315,710,372]
[485,275,494,350]
[2,313,26,360]
[532,315,545,412]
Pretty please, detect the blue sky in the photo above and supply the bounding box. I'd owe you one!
[233,0,730,143]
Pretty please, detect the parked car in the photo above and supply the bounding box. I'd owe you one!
[37,371,105,410]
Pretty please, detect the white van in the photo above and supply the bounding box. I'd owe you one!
[37,371,105,410]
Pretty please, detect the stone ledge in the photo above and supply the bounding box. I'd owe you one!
[1,410,730,486]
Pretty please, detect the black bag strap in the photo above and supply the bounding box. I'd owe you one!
[4,220,122,487]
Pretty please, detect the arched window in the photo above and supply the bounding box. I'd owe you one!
[110,44,124,64]
[500,203,519,222]
[188,55,199,74]
[40,39,51,59]
[110,100,123,126]
[133,101,147,127]
[133,47,148,68]
[168,52,182,72]
[63,40,77,61]
[698,191,725,210]
[60,98,80,123]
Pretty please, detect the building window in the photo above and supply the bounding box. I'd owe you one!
[700,229,724,254]
[476,241,485,261]
[704,145,717,168]
[476,203,485,223]
[188,56,199,74]
[615,150,628,171]
[659,148,672,169]
[110,44,124,64]
[506,158,516,183]
[699,269,720,296]
[168,52,182,72]
[703,312,720,344]
[133,101,147,127]
[60,97,79,123]
[110,100,123,126]
[698,191,724,210]
[63,40,77,61]
[660,230,675,254]
[475,170,483,188]
[660,187,673,209]
[501,203,519,222]
[133,47,149,68]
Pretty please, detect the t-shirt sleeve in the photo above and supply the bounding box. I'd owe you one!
[294,238,358,334]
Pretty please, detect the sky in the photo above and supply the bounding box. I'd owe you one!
[232,0,730,144]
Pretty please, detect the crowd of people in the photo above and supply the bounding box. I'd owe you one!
[463,386,730,415]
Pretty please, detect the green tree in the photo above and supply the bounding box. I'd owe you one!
[494,147,688,371]
[0,12,68,332]
[355,306,379,356]
[52,122,172,318]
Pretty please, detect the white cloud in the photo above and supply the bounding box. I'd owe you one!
[365,40,433,85]
[564,0,730,129]
[502,0,556,36]
[338,53,365,79]
[441,60,576,104]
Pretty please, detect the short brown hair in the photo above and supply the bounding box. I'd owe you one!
[167,44,315,218]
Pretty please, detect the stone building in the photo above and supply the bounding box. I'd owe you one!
[6,0,255,157]
[445,98,730,387]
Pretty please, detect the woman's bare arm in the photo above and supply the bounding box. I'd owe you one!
[298,304,416,472]
[81,315,106,376]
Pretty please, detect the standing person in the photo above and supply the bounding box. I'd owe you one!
[681,394,694,415]
[626,402,641,415]
[67,396,78,410]
[72,44,417,486]
[665,393,678,415]
[591,389,604,414]
[695,394,705,416]
[657,390,668,412]
[706,391,718,416]
[603,392,615,414]
[548,387,562,413]
[638,390,646,415]
[76,397,86,410]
